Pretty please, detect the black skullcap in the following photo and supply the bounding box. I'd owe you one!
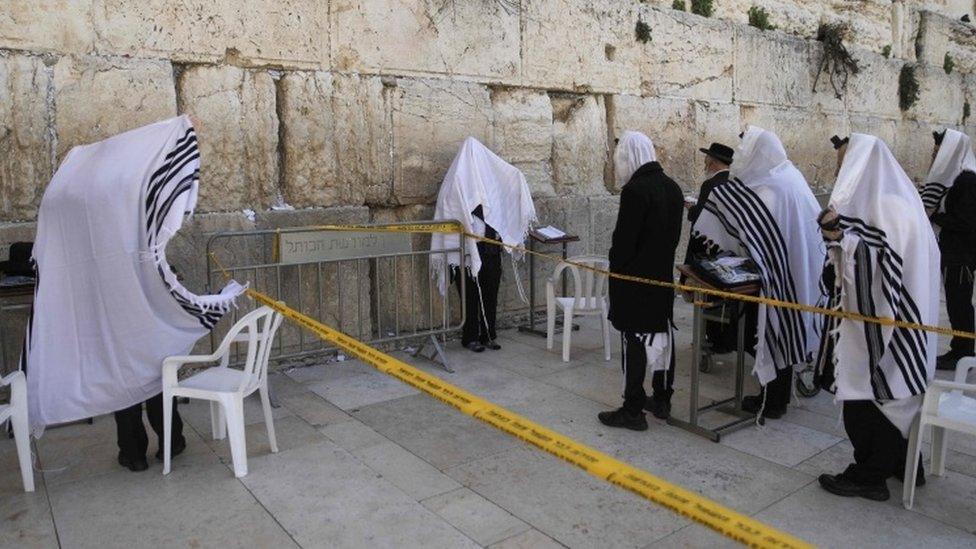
[933,130,947,146]
[830,135,849,150]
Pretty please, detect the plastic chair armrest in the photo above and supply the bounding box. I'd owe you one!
[0,370,24,389]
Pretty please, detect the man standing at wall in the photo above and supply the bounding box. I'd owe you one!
[598,131,684,431]
[922,130,976,371]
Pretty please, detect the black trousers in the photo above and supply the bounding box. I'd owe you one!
[843,400,913,485]
[454,251,501,346]
[763,367,793,409]
[114,393,184,460]
[944,263,975,356]
[622,332,675,414]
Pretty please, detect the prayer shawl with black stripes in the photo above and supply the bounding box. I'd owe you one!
[690,126,824,385]
[821,134,938,418]
[920,128,976,214]
[24,116,244,433]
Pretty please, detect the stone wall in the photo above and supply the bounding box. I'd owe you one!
[3,0,976,332]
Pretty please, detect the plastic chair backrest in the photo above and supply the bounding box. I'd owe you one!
[221,306,284,393]
[552,255,609,311]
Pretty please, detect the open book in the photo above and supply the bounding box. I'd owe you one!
[535,225,566,240]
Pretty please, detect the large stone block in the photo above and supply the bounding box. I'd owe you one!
[392,78,492,205]
[844,52,901,118]
[734,26,812,108]
[330,0,519,80]
[333,75,395,206]
[638,7,734,102]
[611,95,697,190]
[490,89,555,197]
[0,0,94,54]
[849,115,899,150]
[739,105,848,190]
[278,71,340,209]
[53,55,176,161]
[92,0,325,68]
[551,94,608,196]
[522,0,641,93]
[893,118,946,184]
[714,1,891,54]
[916,10,976,74]
[909,64,965,124]
[0,54,53,221]
[178,65,278,211]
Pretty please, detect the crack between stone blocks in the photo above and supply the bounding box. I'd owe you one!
[272,72,288,211]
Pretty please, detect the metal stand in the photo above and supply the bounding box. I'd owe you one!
[413,334,454,373]
[519,233,581,337]
[667,288,758,442]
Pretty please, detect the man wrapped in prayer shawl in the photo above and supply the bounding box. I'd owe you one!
[690,126,824,419]
[430,137,537,352]
[25,116,245,472]
[815,134,938,501]
[921,129,976,371]
[599,131,683,430]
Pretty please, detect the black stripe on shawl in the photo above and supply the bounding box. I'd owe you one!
[852,240,894,399]
[837,215,929,395]
[703,180,808,366]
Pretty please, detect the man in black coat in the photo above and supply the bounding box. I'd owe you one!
[599,133,684,431]
[683,143,737,354]
[931,138,976,370]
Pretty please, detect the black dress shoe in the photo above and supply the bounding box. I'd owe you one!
[483,340,502,351]
[156,436,187,461]
[598,408,648,431]
[644,396,672,420]
[741,394,787,419]
[818,473,890,501]
[118,452,149,472]
[464,342,486,353]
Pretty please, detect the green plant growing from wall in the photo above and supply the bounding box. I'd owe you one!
[691,0,713,17]
[814,23,860,99]
[748,6,776,30]
[635,19,652,43]
[899,64,920,111]
[882,45,891,58]
[965,102,971,121]
[672,0,686,11]
[944,52,955,74]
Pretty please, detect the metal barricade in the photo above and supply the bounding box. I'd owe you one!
[205,221,465,373]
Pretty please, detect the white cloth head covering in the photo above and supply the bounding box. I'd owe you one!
[25,115,244,433]
[430,137,537,294]
[614,131,657,188]
[691,126,825,385]
[921,128,976,212]
[824,133,939,403]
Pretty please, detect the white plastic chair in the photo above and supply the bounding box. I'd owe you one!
[546,255,611,362]
[0,371,33,492]
[903,357,976,509]
[162,306,284,478]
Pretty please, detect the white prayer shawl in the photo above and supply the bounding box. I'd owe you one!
[823,134,939,424]
[691,126,825,385]
[920,128,976,213]
[614,131,657,188]
[25,116,245,432]
[430,137,537,294]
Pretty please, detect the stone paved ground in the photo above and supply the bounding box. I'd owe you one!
[2,300,975,548]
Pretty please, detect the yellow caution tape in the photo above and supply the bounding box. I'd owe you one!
[465,232,976,341]
[288,221,462,234]
[244,286,812,549]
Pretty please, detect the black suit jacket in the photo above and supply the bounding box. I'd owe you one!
[932,170,976,265]
[687,170,729,223]
[608,162,684,333]
[683,170,730,267]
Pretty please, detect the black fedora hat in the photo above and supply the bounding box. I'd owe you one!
[698,142,734,165]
